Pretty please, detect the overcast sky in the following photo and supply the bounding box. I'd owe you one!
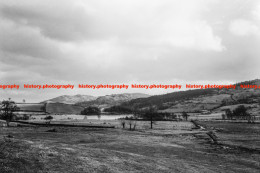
[0,0,260,102]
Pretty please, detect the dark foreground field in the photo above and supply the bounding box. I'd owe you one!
[0,122,260,173]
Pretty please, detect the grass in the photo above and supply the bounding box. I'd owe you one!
[0,139,44,173]
[197,121,260,150]
[0,121,259,173]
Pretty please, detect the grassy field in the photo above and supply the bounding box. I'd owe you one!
[26,117,195,129]
[197,121,260,150]
[0,121,260,173]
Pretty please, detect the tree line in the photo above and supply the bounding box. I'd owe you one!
[223,105,256,123]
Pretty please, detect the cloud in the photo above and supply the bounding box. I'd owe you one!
[0,0,259,102]
[229,19,260,36]
[0,0,94,42]
[252,3,260,20]
[0,0,224,51]
[0,19,62,60]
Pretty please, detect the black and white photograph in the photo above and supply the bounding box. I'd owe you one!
[0,0,260,172]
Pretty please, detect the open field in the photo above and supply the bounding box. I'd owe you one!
[23,118,196,130]
[1,120,260,173]
[197,121,260,150]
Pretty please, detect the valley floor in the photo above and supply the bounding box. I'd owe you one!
[0,121,259,173]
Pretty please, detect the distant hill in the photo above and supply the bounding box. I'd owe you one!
[46,102,84,114]
[42,94,97,104]
[119,79,260,114]
[76,93,150,108]
[16,103,45,112]
[17,93,149,114]
[17,79,260,115]
[121,89,217,111]
[16,102,84,114]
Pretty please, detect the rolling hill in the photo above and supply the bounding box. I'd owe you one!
[15,79,260,115]
[121,89,217,110]
[16,103,45,112]
[76,93,150,108]
[46,102,84,114]
[16,93,149,114]
[16,102,84,114]
[42,94,97,104]
[118,79,260,114]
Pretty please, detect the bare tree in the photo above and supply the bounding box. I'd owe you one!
[119,119,126,129]
[127,120,133,130]
[132,121,137,130]
[182,111,190,121]
[127,120,138,131]
[148,106,157,129]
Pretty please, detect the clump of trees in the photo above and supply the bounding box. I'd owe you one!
[81,106,101,115]
[127,120,137,130]
[0,99,19,126]
[44,115,53,124]
[223,105,255,123]
[224,109,233,119]
[119,118,137,130]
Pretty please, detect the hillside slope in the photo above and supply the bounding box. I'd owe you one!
[16,102,83,114]
[121,89,217,110]
[42,94,96,104]
[76,93,150,108]
[46,102,84,114]
[16,103,45,112]
[120,79,260,114]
